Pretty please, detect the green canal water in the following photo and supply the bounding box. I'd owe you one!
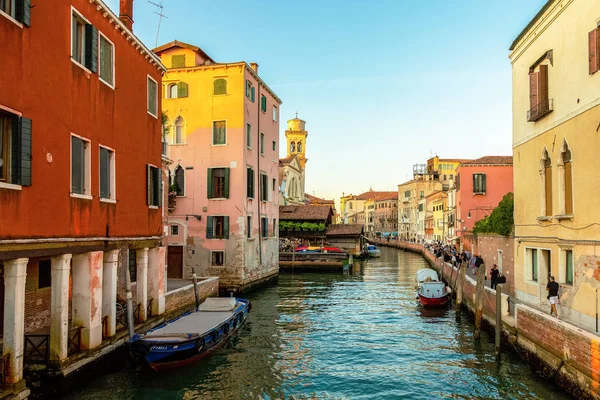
[64,248,570,399]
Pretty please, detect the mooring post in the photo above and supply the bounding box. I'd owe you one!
[496,283,502,358]
[474,263,486,340]
[125,265,135,340]
[455,261,465,312]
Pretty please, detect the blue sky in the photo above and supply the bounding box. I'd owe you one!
[106,0,546,203]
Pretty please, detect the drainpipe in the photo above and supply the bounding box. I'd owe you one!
[256,77,262,267]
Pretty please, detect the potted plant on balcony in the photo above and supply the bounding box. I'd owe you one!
[168,182,181,213]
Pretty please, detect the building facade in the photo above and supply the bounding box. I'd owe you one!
[0,0,166,389]
[374,192,398,233]
[155,41,282,292]
[510,0,600,331]
[398,177,442,241]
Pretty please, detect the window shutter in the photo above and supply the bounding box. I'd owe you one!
[529,72,539,110]
[154,167,161,206]
[251,87,255,102]
[472,174,477,192]
[539,65,548,106]
[261,95,267,112]
[224,216,229,239]
[15,0,31,26]
[10,117,32,186]
[147,165,152,205]
[245,80,250,97]
[207,168,213,198]
[589,29,599,75]
[100,148,109,197]
[565,161,573,214]
[482,174,486,193]
[177,82,188,98]
[224,168,230,198]
[246,168,252,198]
[85,24,98,73]
[206,216,214,239]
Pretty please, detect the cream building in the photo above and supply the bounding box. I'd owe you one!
[510,0,600,330]
[398,177,442,241]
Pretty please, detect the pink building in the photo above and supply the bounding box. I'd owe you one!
[456,156,513,252]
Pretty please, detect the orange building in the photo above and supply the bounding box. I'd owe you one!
[0,0,166,390]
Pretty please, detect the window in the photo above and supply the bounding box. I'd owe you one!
[71,10,97,71]
[207,216,229,239]
[211,251,224,266]
[128,249,137,282]
[420,191,424,198]
[561,142,573,215]
[171,225,179,235]
[290,141,295,153]
[147,76,158,117]
[177,82,188,98]
[260,132,265,155]
[0,112,32,186]
[531,249,538,281]
[541,150,552,216]
[273,106,277,122]
[272,218,277,236]
[98,34,114,87]
[261,217,268,237]
[212,120,226,145]
[207,167,230,199]
[175,165,185,196]
[247,167,254,198]
[418,203,424,212]
[147,165,161,206]
[443,174,447,181]
[260,95,267,112]
[38,260,51,289]
[71,135,91,196]
[528,63,551,122]
[246,124,252,148]
[297,142,302,152]
[449,174,453,180]
[272,140,276,151]
[260,173,268,201]
[171,55,185,68]
[99,146,115,200]
[174,116,184,144]
[272,178,276,192]
[246,80,255,102]
[168,83,178,99]
[589,27,599,75]
[565,250,573,285]
[213,79,227,95]
[473,173,486,194]
[247,216,252,238]
[404,190,411,198]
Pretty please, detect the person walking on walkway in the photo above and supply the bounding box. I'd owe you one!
[490,264,499,289]
[546,276,560,318]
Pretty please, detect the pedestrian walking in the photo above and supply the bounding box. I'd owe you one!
[546,276,560,318]
[490,264,499,289]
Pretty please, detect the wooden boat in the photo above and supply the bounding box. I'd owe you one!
[366,244,381,258]
[416,269,450,307]
[129,297,250,371]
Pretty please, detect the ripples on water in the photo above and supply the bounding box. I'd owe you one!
[65,247,570,400]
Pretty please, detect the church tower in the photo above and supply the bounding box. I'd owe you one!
[285,114,308,168]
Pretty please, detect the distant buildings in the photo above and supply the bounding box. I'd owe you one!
[339,190,395,234]
[155,40,282,293]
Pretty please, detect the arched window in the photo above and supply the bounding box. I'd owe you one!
[540,149,552,216]
[560,140,573,215]
[290,141,295,153]
[174,116,184,144]
[168,83,178,99]
[175,166,185,196]
[213,79,227,95]
[297,141,302,152]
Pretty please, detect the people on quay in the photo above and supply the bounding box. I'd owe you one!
[546,276,560,318]
[490,264,499,289]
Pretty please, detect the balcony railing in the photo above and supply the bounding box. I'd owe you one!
[527,99,553,122]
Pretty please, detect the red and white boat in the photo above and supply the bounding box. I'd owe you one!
[416,269,450,307]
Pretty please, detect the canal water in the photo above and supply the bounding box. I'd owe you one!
[64,247,570,399]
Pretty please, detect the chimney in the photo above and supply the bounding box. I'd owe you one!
[250,62,259,74]
[119,0,134,31]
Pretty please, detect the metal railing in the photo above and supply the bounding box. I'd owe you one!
[68,326,82,356]
[24,334,49,363]
[527,99,553,122]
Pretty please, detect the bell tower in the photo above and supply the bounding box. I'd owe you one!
[285,113,308,168]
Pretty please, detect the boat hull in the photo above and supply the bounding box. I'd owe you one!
[418,293,450,307]
[129,299,250,371]
[368,250,381,258]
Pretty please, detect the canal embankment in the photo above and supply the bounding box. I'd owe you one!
[371,239,600,400]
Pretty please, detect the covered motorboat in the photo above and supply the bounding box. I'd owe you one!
[415,269,450,307]
[366,244,381,258]
[129,297,250,371]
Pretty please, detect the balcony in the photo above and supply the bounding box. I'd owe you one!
[162,141,168,157]
[527,99,553,122]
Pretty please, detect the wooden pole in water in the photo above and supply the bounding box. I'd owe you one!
[455,261,465,312]
[192,269,201,310]
[125,264,135,340]
[474,263,486,340]
[496,283,502,358]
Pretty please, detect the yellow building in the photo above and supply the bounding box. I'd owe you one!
[398,178,442,241]
[510,0,600,330]
[432,194,447,242]
[427,156,471,189]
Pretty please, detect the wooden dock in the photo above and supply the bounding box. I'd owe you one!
[279,252,350,272]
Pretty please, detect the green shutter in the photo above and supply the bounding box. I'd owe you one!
[10,117,32,186]
[261,95,267,112]
[224,216,229,239]
[154,167,162,206]
[172,55,185,68]
[224,168,230,198]
[177,82,188,98]
[247,168,252,198]
[15,0,31,26]
[147,165,152,205]
[207,168,213,198]
[245,80,250,97]
[206,216,214,239]
[85,24,98,73]
[473,174,477,192]
[482,174,487,193]
[251,87,255,102]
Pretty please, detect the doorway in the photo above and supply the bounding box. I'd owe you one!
[167,246,183,279]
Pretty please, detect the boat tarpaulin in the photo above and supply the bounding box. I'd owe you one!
[198,297,237,312]
[416,269,439,283]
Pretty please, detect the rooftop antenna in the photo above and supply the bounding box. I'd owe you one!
[148,1,168,47]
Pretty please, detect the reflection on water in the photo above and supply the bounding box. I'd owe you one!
[65,246,569,400]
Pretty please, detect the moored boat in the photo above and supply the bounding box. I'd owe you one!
[416,269,450,307]
[366,244,381,258]
[129,297,250,371]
